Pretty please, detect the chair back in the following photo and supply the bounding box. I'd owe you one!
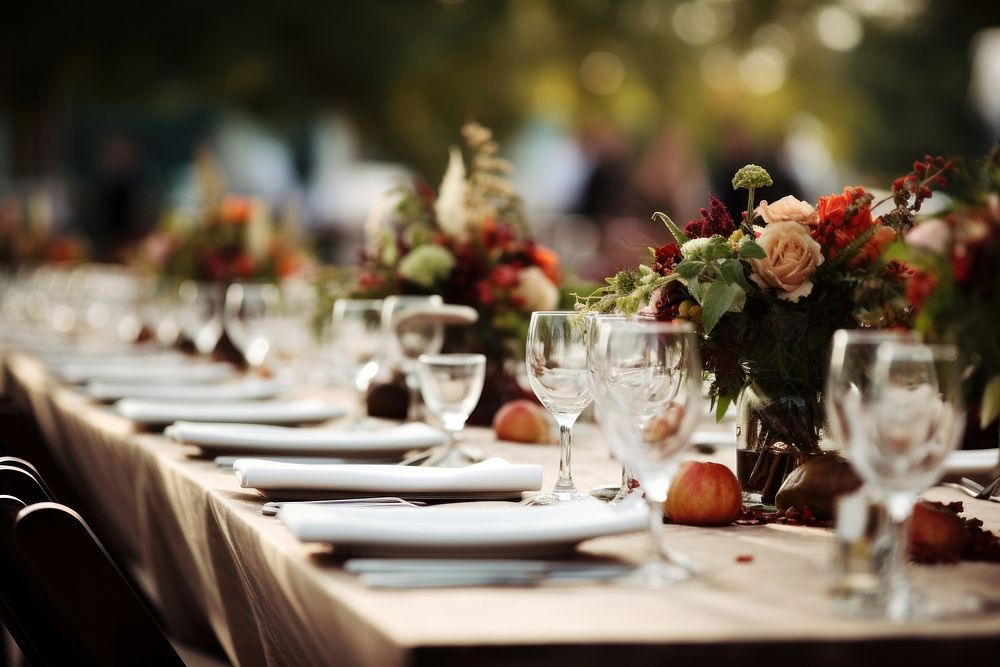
[0,500,183,666]
[0,457,55,499]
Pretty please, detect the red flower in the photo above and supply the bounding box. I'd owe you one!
[905,269,937,310]
[682,195,736,239]
[489,264,519,288]
[651,243,681,275]
[532,245,561,283]
[850,224,897,268]
[220,197,253,225]
[951,246,971,283]
[814,187,875,259]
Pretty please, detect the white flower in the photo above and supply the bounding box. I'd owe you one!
[513,266,559,312]
[245,198,272,260]
[435,146,468,237]
[680,237,713,259]
[905,218,950,255]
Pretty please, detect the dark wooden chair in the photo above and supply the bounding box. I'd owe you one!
[0,481,185,666]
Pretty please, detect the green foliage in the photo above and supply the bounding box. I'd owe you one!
[652,212,689,247]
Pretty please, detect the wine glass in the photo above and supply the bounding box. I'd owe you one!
[177,280,225,355]
[330,298,384,425]
[225,282,320,382]
[851,341,965,621]
[595,320,703,587]
[412,353,486,467]
[586,313,640,503]
[382,295,445,421]
[826,328,920,610]
[522,311,593,505]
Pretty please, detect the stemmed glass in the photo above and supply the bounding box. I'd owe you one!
[382,295,445,421]
[523,311,592,505]
[595,320,703,587]
[177,280,225,355]
[586,313,640,503]
[826,329,919,610]
[848,341,966,621]
[225,282,320,382]
[412,353,486,467]
[330,298,384,425]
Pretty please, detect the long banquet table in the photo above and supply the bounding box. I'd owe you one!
[2,347,999,667]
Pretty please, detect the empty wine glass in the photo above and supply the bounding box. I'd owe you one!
[177,280,225,355]
[331,298,384,425]
[523,311,592,505]
[412,353,486,467]
[826,328,920,611]
[851,341,965,621]
[595,320,703,587]
[586,313,640,503]
[224,281,319,382]
[382,295,445,421]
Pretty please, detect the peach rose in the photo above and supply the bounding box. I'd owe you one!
[755,195,819,227]
[749,221,824,302]
[513,266,559,311]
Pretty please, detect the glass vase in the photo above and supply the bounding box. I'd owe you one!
[735,383,825,506]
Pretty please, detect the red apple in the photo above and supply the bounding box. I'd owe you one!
[910,501,967,563]
[492,400,553,444]
[664,461,743,526]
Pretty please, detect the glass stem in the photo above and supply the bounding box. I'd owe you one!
[553,419,577,494]
[645,497,667,569]
[405,371,420,422]
[884,493,916,621]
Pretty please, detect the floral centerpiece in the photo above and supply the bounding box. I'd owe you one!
[139,194,306,283]
[356,122,564,423]
[892,149,1000,436]
[580,160,948,502]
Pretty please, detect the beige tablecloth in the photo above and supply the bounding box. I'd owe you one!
[2,349,1000,667]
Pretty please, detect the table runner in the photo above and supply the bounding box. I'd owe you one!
[2,350,999,667]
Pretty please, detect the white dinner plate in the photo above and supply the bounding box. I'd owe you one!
[116,398,345,426]
[278,500,648,558]
[165,421,446,458]
[87,378,286,403]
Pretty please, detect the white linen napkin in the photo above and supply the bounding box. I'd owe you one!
[165,421,446,455]
[944,448,999,477]
[278,500,647,550]
[88,378,286,402]
[116,398,344,425]
[233,457,542,494]
[57,360,237,384]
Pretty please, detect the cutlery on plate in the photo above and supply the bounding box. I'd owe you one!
[262,497,425,516]
[942,476,1000,501]
[345,559,635,588]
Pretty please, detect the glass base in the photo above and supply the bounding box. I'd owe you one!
[588,484,621,502]
[400,445,481,468]
[521,489,593,505]
[614,560,697,589]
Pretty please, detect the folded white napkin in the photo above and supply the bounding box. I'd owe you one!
[116,398,344,425]
[88,378,285,402]
[234,457,542,494]
[166,421,446,455]
[58,360,237,384]
[944,448,999,476]
[278,500,647,553]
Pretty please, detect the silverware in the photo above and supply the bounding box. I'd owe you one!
[344,558,635,588]
[941,476,1000,501]
[262,497,425,516]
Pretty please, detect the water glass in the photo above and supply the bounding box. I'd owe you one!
[413,353,486,467]
[382,295,445,421]
[331,298,384,423]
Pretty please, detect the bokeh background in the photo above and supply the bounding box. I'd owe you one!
[2,0,999,278]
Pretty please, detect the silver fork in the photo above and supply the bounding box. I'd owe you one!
[942,477,1000,500]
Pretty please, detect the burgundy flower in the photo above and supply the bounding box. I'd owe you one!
[682,195,737,239]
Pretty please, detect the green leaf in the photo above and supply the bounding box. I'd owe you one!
[652,212,690,246]
[738,237,767,259]
[714,395,732,423]
[703,236,735,261]
[981,374,1000,429]
[719,259,749,288]
[687,277,702,303]
[700,281,744,334]
[675,259,705,280]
